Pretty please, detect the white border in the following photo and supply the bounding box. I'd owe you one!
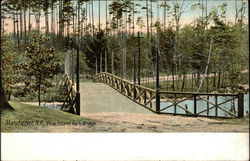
[1,133,249,160]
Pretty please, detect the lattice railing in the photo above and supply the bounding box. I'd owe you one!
[93,72,244,118]
[60,74,77,114]
[94,72,157,111]
[158,91,243,118]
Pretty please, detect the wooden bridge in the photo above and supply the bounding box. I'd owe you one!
[60,72,244,119]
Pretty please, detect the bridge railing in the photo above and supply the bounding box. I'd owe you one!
[60,74,77,114]
[93,72,244,118]
[93,72,157,112]
[158,91,243,118]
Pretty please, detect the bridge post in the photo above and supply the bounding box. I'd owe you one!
[237,92,244,118]
[75,42,80,115]
[136,31,144,85]
[100,52,102,73]
[111,51,114,74]
[155,46,160,113]
[95,57,98,75]
[76,92,80,115]
[133,45,137,100]
[105,50,107,72]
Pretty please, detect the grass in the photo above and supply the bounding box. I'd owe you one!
[1,102,95,132]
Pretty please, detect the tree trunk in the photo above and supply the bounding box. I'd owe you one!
[217,70,221,90]
[146,0,149,39]
[197,39,213,92]
[92,0,95,35]
[105,50,107,72]
[20,10,23,41]
[45,9,49,38]
[16,12,20,49]
[192,72,194,91]
[28,7,31,40]
[106,0,108,32]
[100,52,102,73]
[132,0,135,35]
[98,0,101,31]
[51,3,54,34]
[181,72,186,92]
[163,0,166,31]
[213,72,216,90]
[95,57,98,74]
[150,0,153,39]
[88,1,92,34]
[166,72,169,91]
[70,13,73,39]
[56,3,59,49]
[206,71,209,92]
[23,9,27,44]
[111,51,114,74]
[13,13,16,45]
[0,4,12,110]
[196,70,200,90]
[1,10,4,33]
[172,65,175,91]
[59,0,63,45]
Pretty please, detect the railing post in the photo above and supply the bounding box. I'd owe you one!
[155,46,160,114]
[237,92,244,118]
[174,94,176,115]
[76,33,80,115]
[144,91,147,104]
[150,92,153,109]
[119,78,122,92]
[207,95,209,116]
[155,90,160,114]
[133,84,136,100]
[215,95,218,117]
[75,92,80,115]
[194,94,197,117]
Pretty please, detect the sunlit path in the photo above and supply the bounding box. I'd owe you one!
[80,82,152,115]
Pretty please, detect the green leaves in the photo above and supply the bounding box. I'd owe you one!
[20,34,60,98]
[2,35,20,93]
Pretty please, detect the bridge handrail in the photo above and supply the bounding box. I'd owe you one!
[93,72,157,111]
[95,72,156,92]
[61,73,77,114]
[159,91,238,96]
[93,72,244,118]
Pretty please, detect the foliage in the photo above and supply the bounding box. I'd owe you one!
[19,35,60,105]
[83,30,107,74]
[1,35,20,96]
[1,0,249,94]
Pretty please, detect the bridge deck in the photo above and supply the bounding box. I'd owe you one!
[80,82,152,115]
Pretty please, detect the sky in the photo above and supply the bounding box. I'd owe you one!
[2,0,249,33]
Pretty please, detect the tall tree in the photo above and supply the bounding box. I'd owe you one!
[21,35,60,106]
[0,0,12,110]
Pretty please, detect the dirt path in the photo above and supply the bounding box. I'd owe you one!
[82,113,249,132]
[136,69,249,85]
[36,112,248,132]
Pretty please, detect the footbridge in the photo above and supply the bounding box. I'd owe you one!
[60,72,244,119]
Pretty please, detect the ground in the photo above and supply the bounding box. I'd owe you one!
[1,102,248,133]
[1,82,249,132]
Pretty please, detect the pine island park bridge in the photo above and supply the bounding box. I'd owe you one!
[59,72,244,119]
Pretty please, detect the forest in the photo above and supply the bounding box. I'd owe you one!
[0,0,249,107]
